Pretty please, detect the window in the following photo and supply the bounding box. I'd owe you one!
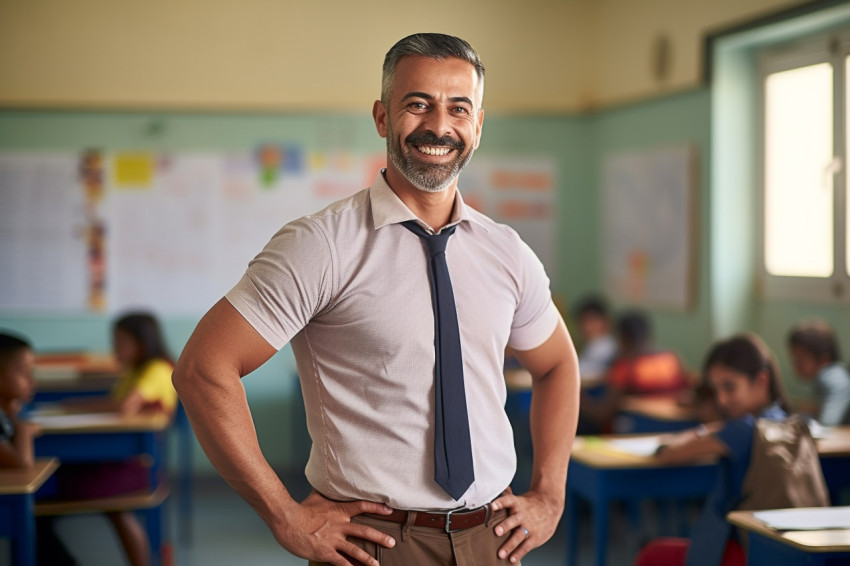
[760,31,850,300]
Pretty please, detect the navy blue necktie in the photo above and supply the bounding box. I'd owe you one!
[403,220,474,500]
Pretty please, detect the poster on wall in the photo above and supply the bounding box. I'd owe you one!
[0,150,557,315]
[0,153,89,312]
[461,157,557,282]
[104,150,384,315]
[602,144,696,310]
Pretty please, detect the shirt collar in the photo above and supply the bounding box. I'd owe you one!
[369,169,488,234]
[759,402,786,420]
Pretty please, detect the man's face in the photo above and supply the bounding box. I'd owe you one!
[375,56,484,193]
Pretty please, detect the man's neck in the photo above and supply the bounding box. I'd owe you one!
[383,168,458,231]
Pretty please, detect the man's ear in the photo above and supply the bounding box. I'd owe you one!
[373,100,388,138]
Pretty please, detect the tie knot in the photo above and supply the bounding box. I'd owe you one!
[402,221,456,257]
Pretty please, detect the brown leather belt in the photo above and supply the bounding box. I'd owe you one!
[363,504,491,533]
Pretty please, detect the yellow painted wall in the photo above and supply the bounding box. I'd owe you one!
[582,0,809,109]
[0,0,809,112]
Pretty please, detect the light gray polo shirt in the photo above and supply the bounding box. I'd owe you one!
[226,171,560,510]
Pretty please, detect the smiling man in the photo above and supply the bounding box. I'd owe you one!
[173,33,579,566]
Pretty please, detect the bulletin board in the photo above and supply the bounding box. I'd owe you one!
[0,149,556,315]
[602,144,696,310]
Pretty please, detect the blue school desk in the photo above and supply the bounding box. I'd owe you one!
[565,436,717,566]
[727,509,850,565]
[0,459,59,566]
[30,412,171,566]
[617,396,701,433]
[566,428,850,566]
[816,426,850,505]
[31,355,195,544]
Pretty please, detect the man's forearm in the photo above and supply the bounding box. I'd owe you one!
[173,356,295,528]
[528,359,580,503]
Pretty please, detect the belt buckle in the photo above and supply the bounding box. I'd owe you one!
[444,508,462,534]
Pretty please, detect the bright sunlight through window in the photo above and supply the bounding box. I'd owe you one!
[764,62,833,277]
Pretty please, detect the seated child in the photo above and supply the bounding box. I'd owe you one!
[787,319,850,426]
[572,294,617,382]
[634,334,789,566]
[0,332,79,565]
[607,310,688,395]
[52,312,176,566]
[0,332,39,467]
[579,309,688,432]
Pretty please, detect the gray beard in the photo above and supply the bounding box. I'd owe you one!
[386,129,474,193]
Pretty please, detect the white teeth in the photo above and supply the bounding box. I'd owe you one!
[416,145,451,156]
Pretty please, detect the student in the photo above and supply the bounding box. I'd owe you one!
[0,332,39,468]
[67,311,177,415]
[55,312,176,566]
[606,310,688,395]
[579,309,688,432]
[572,294,617,381]
[787,320,850,426]
[634,334,789,566]
[0,332,79,565]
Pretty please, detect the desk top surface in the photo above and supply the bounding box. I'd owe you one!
[34,352,120,390]
[727,509,850,552]
[0,458,59,495]
[570,434,716,469]
[26,410,170,434]
[620,396,701,422]
[816,426,850,457]
[504,368,533,391]
[571,426,850,469]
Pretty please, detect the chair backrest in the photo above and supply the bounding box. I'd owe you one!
[739,414,830,510]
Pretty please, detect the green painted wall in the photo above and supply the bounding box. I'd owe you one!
[585,90,714,370]
[4,28,850,474]
[0,109,593,474]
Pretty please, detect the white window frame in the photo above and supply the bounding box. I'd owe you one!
[759,30,850,302]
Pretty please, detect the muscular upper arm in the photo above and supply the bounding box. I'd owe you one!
[511,318,577,382]
[173,298,278,390]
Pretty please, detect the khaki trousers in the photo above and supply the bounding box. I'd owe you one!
[308,507,518,566]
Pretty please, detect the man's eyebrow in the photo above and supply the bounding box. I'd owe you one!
[400,92,474,106]
[401,92,433,101]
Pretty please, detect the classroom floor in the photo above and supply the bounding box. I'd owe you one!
[38,472,659,566]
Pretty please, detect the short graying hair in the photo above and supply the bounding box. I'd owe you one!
[381,33,485,104]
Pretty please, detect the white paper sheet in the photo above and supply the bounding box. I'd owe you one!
[606,437,661,457]
[753,507,850,530]
[26,412,123,429]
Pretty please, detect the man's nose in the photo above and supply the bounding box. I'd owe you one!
[421,108,453,139]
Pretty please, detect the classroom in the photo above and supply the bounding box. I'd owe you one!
[1,1,850,565]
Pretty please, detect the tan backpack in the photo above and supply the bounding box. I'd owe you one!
[739,414,830,510]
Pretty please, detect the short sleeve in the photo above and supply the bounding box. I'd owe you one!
[225,217,336,350]
[506,237,560,351]
[135,360,178,412]
[715,415,756,466]
[817,366,850,426]
[607,359,629,390]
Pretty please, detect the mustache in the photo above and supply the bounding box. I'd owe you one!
[405,131,464,150]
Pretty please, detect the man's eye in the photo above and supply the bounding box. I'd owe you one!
[452,107,470,114]
[409,102,427,110]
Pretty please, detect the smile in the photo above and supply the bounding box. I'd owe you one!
[415,145,452,156]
